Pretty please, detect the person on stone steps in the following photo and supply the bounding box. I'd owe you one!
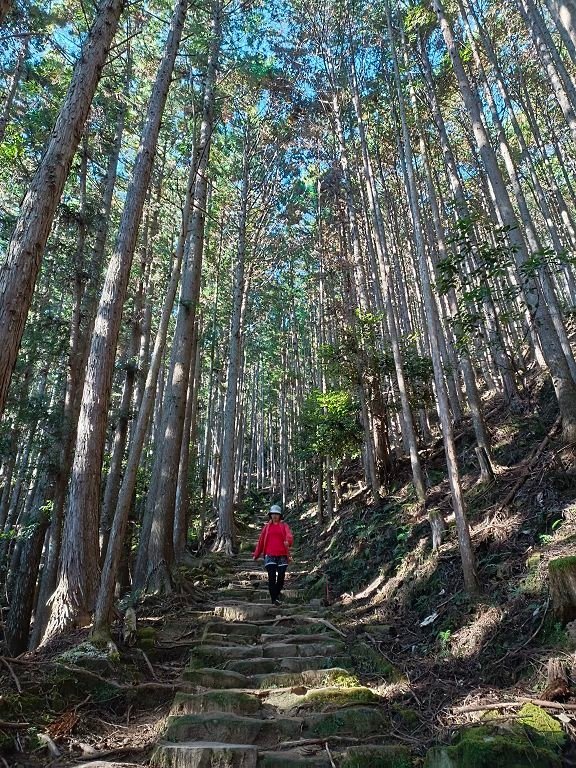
[252,504,293,605]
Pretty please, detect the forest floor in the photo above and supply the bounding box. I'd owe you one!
[1,373,576,767]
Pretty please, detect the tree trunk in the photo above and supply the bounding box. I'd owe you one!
[0,35,28,143]
[31,94,127,648]
[133,1,222,594]
[432,0,576,444]
[92,148,197,640]
[388,0,480,594]
[0,0,124,418]
[214,129,249,555]
[43,0,187,640]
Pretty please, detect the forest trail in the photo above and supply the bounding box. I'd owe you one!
[91,523,406,768]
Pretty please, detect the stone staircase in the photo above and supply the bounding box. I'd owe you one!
[85,533,412,767]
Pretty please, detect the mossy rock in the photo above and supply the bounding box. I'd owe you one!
[295,686,380,712]
[306,705,388,738]
[517,703,565,750]
[164,712,301,745]
[56,641,117,672]
[424,705,565,768]
[137,626,157,651]
[49,666,120,703]
[340,744,413,768]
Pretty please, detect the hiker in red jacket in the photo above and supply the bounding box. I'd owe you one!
[253,504,294,605]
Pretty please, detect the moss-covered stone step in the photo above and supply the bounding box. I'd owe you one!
[262,641,345,658]
[163,712,302,746]
[213,604,326,622]
[213,604,273,622]
[223,588,304,602]
[151,740,258,768]
[227,655,347,676]
[259,632,339,644]
[292,686,381,712]
[203,622,261,638]
[189,644,264,666]
[253,667,359,690]
[339,744,414,767]
[304,706,388,738]
[182,667,251,688]
[170,690,262,717]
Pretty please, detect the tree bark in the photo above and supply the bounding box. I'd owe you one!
[43,0,187,640]
[432,0,576,444]
[215,130,249,555]
[133,1,222,594]
[0,0,124,418]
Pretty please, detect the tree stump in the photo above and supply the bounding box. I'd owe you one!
[428,509,447,551]
[548,557,576,623]
[541,657,570,701]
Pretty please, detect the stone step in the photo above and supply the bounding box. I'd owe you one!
[213,603,325,622]
[163,705,388,748]
[223,588,303,601]
[259,633,339,644]
[257,750,332,767]
[182,666,353,690]
[151,740,258,768]
[224,655,347,676]
[190,640,345,667]
[163,711,302,747]
[171,690,262,717]
[203,622,261,638]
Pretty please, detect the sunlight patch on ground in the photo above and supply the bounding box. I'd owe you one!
[448,604,504,659]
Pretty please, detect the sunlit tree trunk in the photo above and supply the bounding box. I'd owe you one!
[432,0,576,443]
[43,0,187,639]
[134,1,222,593]
[387,1,480,594]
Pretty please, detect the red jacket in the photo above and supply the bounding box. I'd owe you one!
[253,521,294,559]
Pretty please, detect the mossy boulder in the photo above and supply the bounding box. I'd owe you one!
[391,704,420,727]
[56,641,117,672]
[340,745,413,768]
[424,704,565,768]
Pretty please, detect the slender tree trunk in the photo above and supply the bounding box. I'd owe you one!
[214,133,249,554]
[432,0,576,443]
[92,157,196,639]
[0,36,28,143]
[31,96,127,648]
[43,0,187,639]
[0,0,125,418]
[388,1,480,594]
[134,2,222,594]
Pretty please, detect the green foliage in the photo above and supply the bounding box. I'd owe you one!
[298,388,362,466]
[437,217,521,352]
[403,4,436,37]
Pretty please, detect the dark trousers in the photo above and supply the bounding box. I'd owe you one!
[266,563,287,600]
